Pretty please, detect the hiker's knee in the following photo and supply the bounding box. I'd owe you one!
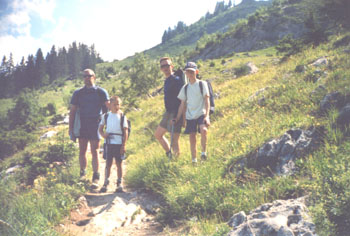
[154,126,166,140]
[200,126,208,135]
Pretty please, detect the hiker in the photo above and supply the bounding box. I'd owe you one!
[69,69,109,189]
[173,62,210,164]
[98,96,128,193]
[154,57,185,158]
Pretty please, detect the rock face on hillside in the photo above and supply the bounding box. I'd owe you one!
[192,5,308,61]
[227,197,317,236]
[231,127,323,176]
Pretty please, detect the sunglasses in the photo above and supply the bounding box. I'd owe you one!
[160,64,170,68]
[83,74,93,78]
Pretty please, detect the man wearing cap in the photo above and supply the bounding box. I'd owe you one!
[154,57,184,158]
[173,62,210,164]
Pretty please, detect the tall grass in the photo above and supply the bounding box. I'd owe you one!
[123,35,350,234]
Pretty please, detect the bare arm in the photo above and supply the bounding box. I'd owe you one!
[121,128,128,155]
[69,104,77,133]
[174,100,186,123]
[204,95,210,126]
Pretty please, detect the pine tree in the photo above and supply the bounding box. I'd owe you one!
[34,48,48,87]
[68,42,81,79]
[46,45,59,82]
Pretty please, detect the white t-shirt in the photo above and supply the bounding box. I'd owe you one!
[99,112,128,144]
[177,80,209,120]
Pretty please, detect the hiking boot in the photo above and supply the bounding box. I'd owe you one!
[91,172,100,189]
[200,154,207,162]
[79,169,87,181]
[100,180,109,193]
[166,151,172,160]
[192,158,198,166]
[115,179,123,192]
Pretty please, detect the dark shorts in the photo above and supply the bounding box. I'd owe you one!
[106,144,123,163]
[184,115,206,134]
[159,111,183,133]
[79,117,101,140]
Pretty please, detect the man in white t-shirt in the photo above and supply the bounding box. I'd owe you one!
[173,62,210,164]
[98,96,128,192]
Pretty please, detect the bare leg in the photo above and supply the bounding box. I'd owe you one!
[104,158,113,182]
[172,132,181,156]
[199,125,208,153]
[189,133,197,160]
[116,161,123,180]
[79,138,88,171]
[154,125,170,153]
[90,140,100,173]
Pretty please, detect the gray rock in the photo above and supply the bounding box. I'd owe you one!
[228,211,247,228]
[246,62,259,74]
[227,197,317,236]
[253,127,322,176]
[310,57,328,67]
[320,91,345,112]
[336,103,350,129]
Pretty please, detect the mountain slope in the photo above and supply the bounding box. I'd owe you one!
[142,0,272,59]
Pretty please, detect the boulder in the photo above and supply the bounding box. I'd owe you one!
[227,197,316,236]
[254,128,322,175]
[320,91,345,113]
[336,103,350,129]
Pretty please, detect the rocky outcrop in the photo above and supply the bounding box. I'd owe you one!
[227,197,316,236]
[230,127,323,176]
[191,5,308,61]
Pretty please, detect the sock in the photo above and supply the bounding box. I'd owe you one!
[201,152,206,156]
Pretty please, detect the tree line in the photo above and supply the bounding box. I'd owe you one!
[0,42,103,98]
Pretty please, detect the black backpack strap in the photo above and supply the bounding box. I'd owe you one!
[184,84,189,100]
[104,113,109,126]
[199,81,203,96]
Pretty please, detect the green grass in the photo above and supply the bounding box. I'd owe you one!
[1,32,350,235]
[122,34,350,234]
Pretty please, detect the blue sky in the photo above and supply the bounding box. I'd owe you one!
[0,0,246,63]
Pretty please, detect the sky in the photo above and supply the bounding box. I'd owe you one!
[0,0,245,64]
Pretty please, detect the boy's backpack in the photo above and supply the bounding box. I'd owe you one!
[184,80,215,114]
[104,113,131,140]
[173,68,188,85]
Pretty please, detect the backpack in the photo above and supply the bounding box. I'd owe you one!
[184,80,215,114]
[104,112,131,140]
[173,68,188,85]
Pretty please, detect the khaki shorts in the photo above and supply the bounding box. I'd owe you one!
[159,111,183,133]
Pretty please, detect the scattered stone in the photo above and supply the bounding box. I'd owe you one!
[40,130,57,140]
[310,57,328,67]
[246,62,259,74]
[336,103,350,129]
[248,87,270,102]
[227,197,316,236]
[295,65,306,73]
[320,91,345,113]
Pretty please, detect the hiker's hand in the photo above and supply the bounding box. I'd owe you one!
[102,132,109,139]
[204,116,210,126]
[120,145,126,155]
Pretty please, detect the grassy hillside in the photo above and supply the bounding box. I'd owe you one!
[143,0,271,59]
[121,34,350,235]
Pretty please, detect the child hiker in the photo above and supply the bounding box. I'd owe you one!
[98,96,128,192]
[173,62,210,164]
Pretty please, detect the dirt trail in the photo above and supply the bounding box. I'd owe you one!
[58,156,168,236]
